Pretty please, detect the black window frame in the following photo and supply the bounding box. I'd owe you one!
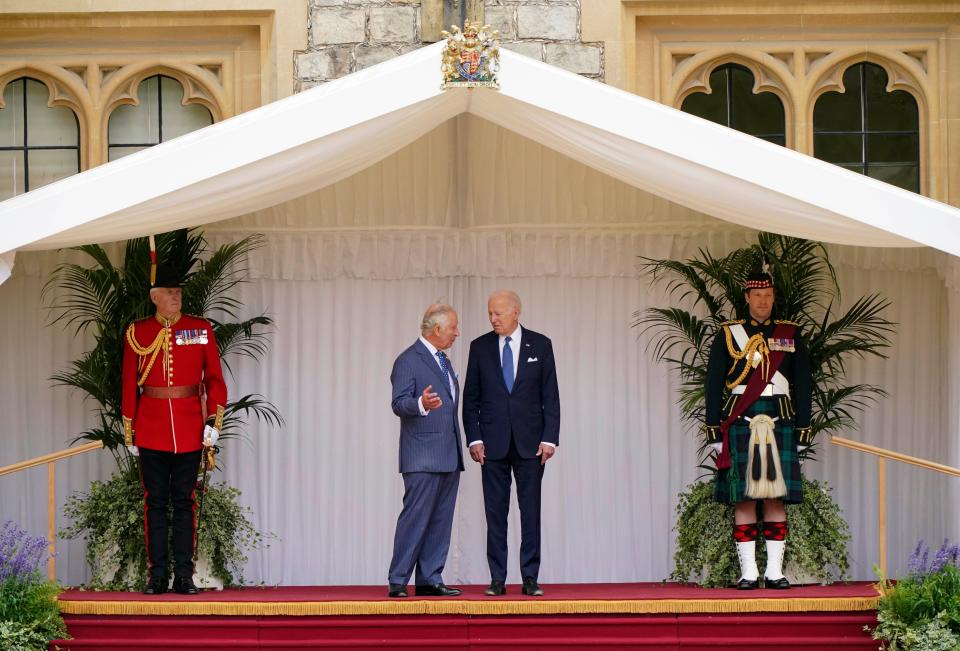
[107,74,213,159]
[680,63,787,145]
[813,62,920,193]
[0,77,81,193]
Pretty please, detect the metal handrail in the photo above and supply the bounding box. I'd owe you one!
[831,435,960,577]
[0,441,104,580]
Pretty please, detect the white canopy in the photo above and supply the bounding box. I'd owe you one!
[1,41,958,273]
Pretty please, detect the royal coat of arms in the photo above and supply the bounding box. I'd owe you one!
[441,20,500,89]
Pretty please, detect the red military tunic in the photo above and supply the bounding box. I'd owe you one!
[122,312,227,453]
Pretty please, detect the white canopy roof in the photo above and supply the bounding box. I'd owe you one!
[1,41,958,278]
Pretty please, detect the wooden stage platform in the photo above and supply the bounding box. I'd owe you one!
[53,581,882,650]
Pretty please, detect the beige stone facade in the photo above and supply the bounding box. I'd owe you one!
[0,0,956,206]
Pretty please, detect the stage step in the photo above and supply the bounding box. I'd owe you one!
[54,612,878,650]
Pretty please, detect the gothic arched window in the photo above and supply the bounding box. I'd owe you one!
[813,62,920,192]
[0,77,81,200]
[108,74,213,161]
[681,63,786,146]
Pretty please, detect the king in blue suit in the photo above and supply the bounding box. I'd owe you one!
[387,303,465,598]
[463,290,560,597]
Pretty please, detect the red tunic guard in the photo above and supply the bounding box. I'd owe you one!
[122,312,227,453]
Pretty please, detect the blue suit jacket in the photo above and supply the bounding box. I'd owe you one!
[462,327,560,460]
[391,340,465,474]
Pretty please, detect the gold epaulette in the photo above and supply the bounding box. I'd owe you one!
[774,319,800,326]
[720,319,745,326]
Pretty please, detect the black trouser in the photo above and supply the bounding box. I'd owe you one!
[481,437,545,582]
[139,448,202,581]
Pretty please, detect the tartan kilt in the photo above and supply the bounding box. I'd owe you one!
[714,396,803,504]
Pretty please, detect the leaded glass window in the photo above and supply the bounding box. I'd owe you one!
[813,62,920,192]
[681,64,786,146]
[108,75,213,161]
[0,77,80,200]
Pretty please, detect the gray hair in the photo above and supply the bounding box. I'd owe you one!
[488,289,522,312]
[421,303,455,334]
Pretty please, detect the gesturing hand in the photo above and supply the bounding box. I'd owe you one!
[421,385,443,410]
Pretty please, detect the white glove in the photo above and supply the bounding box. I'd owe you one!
[126,445,140,457]
[203,425,220,447]
[708,442,723,455]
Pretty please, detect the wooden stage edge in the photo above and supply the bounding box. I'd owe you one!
[57,582,882,617]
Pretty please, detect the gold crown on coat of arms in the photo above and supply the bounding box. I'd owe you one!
[441,20,500,90]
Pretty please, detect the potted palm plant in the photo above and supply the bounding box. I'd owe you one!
[635,233,894,586]
[47,229,281,590]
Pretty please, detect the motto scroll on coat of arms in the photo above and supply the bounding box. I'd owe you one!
[441,20,500,89]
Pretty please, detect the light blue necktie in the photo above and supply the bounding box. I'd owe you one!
[502,336,514,393]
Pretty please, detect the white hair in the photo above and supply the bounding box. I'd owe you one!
[421,303,455,334]
[488,289,521,312]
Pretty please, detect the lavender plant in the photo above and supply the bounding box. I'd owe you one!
[872,539,960,650]
[0,521,68,650]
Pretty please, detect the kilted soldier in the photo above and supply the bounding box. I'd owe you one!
[122,263,227,595]
[703,265,812,589]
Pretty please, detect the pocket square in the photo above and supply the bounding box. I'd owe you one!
[527,357,538,362]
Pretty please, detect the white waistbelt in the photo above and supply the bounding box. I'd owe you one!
[731,385,787,397]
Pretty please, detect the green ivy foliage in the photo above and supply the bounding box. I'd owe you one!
[670,478,851,587]
[60,468,271,591]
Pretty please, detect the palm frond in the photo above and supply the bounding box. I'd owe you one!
[220,394,285,438]
[213,315,274,377]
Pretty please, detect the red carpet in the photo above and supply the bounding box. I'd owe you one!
[54,582,880,650]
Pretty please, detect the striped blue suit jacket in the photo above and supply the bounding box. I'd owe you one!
[390,339,465,474]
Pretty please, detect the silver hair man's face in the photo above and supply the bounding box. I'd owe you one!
[488,291,520,336]
[150,287,182,318]
[421,305,459,350]
[423,308,459,351]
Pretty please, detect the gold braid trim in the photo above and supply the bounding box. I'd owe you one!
[125,323,167,387]
[57,594,880,616]
[213,405,225,431]
[122,417,133,447]
[723,326,770,389]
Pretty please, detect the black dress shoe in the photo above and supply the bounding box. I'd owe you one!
[735,578,760,590]
[388,583,408,598]
[764,577,791,590]
[172,576,199,595]
[484,580,506,596]
[143,577,167,595]
[414,583,462,597]
[522,578,544,596]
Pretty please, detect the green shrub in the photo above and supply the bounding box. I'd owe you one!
[60,468,271,591]
[670,478,851,587]
[872,540,960,650]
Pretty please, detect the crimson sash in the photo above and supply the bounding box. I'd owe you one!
[715,323,796,470]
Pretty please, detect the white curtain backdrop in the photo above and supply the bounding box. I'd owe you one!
[1,227,957,586]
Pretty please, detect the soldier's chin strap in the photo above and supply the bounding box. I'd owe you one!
[193,445,219,563]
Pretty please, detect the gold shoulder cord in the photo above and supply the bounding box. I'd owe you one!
[125,323,168,386]
[722,325,770,389]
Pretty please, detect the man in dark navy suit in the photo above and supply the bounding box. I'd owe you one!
[463,290,560,597]
[387,303,465,598]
